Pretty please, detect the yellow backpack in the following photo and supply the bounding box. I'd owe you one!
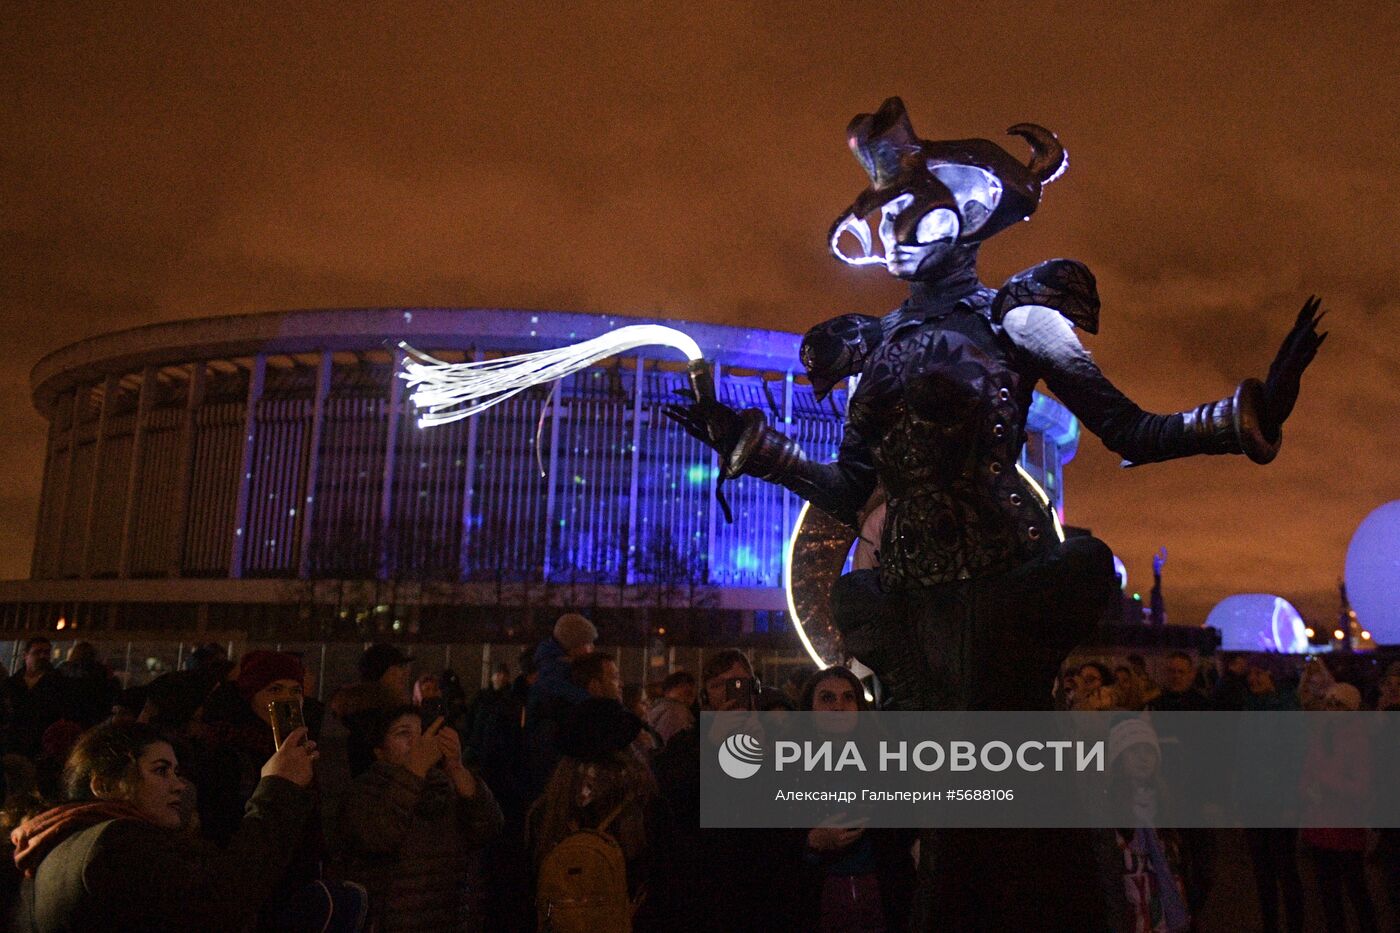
[536,806,635,932]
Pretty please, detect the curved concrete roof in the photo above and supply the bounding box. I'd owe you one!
[30,307,804,413]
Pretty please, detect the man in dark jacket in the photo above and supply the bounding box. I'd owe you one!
[56,642,118,728]
[3,638,71,758]
[652,649,800,932]
[1147,651,1211,713]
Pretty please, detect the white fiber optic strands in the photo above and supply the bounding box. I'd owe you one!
[399,325,703,427]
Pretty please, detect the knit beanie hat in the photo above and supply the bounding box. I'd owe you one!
[1107,716,1160,771]
[553,613,598,653]
[236,651,306,700]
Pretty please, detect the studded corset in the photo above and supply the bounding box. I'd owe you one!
[851,293,1056,588]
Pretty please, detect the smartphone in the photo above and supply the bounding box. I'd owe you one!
[419,697,447,722]
[268,700,305,749]
[723,677,755,708]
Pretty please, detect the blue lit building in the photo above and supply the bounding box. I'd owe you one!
[1,307,1079,649]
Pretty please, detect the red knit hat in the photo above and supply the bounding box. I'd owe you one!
[236,651,305,700]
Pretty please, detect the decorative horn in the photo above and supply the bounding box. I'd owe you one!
[1006,123,1067,184]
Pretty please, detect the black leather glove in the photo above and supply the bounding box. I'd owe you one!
[1261,295,1327,443]
[663,393,747,464]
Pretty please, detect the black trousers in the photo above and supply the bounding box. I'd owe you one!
[835,537,1118,930]
[1244,828,1304,933]
[1311,847,1378,933]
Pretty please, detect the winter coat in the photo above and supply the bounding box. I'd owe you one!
[1299,715,1371,851]
[22,776,311,932]
[527,640,589,712]
[523,640,588,795]
[1,672,71,759]
[463,687,527,816]
[202,708,326,891]
[335,762,504,932]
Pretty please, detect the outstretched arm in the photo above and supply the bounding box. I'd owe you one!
[1003,298,1324,466]
[664,391,877,528]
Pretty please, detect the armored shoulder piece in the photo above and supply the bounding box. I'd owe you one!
[800,313,883,401]
[990,259,1100,334]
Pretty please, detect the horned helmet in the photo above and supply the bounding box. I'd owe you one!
[828,97,1067,271]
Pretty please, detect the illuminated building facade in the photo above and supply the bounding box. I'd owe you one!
[0,308,1079,649]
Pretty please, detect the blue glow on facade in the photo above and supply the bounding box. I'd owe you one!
[732,547,761,572]
[34,307,1076,597]
[439,327,1076,591]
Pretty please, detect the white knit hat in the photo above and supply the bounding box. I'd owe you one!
[553,612,598,652]
[1107,716,1160,771]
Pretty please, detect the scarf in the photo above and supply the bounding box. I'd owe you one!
[11,801,153,876]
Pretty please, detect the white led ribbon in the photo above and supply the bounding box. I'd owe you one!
[399,324,704,428]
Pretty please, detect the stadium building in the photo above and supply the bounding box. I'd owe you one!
[0,308,1080,685]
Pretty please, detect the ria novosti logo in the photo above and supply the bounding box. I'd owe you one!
[717,732,764,779]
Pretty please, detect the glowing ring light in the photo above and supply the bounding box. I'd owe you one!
[784,466,1064,676]
[784,501,828,668]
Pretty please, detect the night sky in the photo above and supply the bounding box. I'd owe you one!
[2,4,1397,625]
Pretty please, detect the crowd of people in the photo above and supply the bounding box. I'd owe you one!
[0,628,1393,931]
[1060,650,1400,933]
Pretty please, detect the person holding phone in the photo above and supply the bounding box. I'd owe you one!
[336,706,503,932]
[202,650,356,931]
[793,667,916,933]
[651,649,799,932]
[200,650,311,845]
[11,720,319,931]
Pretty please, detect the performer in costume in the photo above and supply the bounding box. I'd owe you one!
[664,97,1325,931]
[667,95,1325,713]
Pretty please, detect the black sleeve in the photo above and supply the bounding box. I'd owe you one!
[771,414,879,528]
[1038,349,1193,464]
[734,379,880,528]
[1005,304,1237,466]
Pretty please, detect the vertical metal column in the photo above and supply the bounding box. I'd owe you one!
[229,355,267,578]
[117,367,155,579]
[624,357,645,584]
[457,350,481,580]
[168,363,205,576]
[50,387,85,577]
[80,374,119,577]
[540,386,563,579]
[781,370,795,543]
[298,351,333,578]
[379,348,402,578]
[31,399,66,577]
[704,363,723,584]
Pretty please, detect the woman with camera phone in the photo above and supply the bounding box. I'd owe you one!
[336,706,504,932]
[11,720,319,931]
